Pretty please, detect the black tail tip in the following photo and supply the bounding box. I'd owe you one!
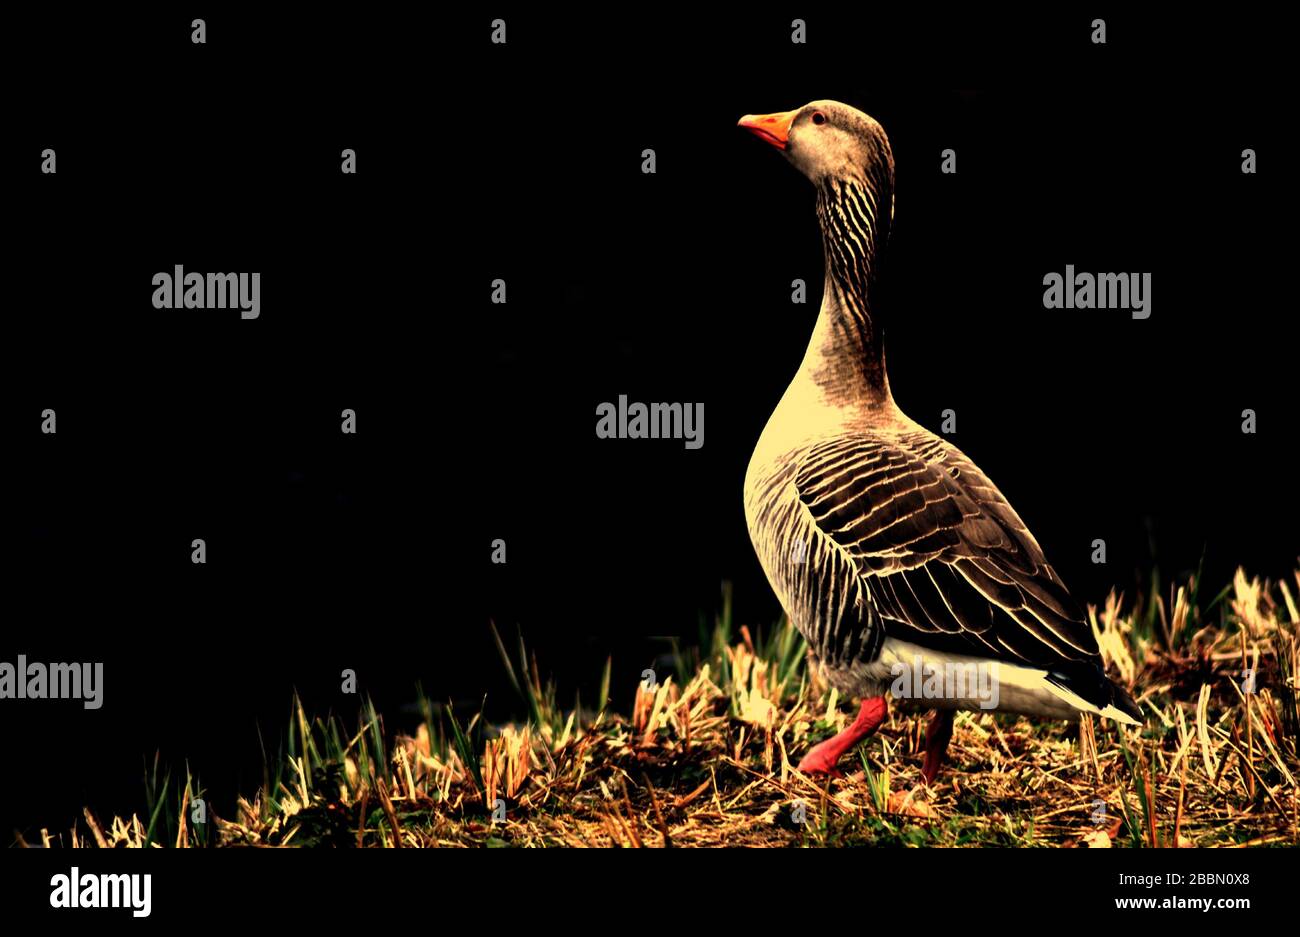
[1110,681,1143,723]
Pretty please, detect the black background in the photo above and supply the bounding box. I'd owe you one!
[2,8,1294,843]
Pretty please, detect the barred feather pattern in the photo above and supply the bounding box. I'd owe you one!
[813,175,890,394]
[746,424,1104,692]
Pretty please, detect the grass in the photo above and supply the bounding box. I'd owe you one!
[21,565,1300,848]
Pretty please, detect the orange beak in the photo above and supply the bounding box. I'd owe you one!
[738,110,796,150]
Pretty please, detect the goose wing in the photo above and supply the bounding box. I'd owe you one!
[793,431,1100,667]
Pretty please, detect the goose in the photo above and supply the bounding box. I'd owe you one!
[738,101,1142,781]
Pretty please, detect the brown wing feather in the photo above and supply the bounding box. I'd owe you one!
[794,430,1099,667]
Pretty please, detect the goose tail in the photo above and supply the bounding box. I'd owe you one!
[1103,680,1144,726]
[1044,660,1143,726]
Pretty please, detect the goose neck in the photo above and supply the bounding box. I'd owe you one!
[800,176,891,408]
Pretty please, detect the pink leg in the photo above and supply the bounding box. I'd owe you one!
[798,696,888,776]
[921,710,955,784]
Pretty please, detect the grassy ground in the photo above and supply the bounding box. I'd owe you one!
[24,565,1300,848]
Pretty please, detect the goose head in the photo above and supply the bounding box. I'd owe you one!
[738,100,894,192]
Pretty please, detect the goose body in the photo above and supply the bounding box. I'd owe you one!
[738,101,1141,777]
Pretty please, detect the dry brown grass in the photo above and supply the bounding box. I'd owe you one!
[29,565,1300,848]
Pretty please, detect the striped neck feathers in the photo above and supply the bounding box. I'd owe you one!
[805,174,893,406]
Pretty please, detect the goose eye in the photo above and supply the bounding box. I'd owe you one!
[811,112,827,125]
